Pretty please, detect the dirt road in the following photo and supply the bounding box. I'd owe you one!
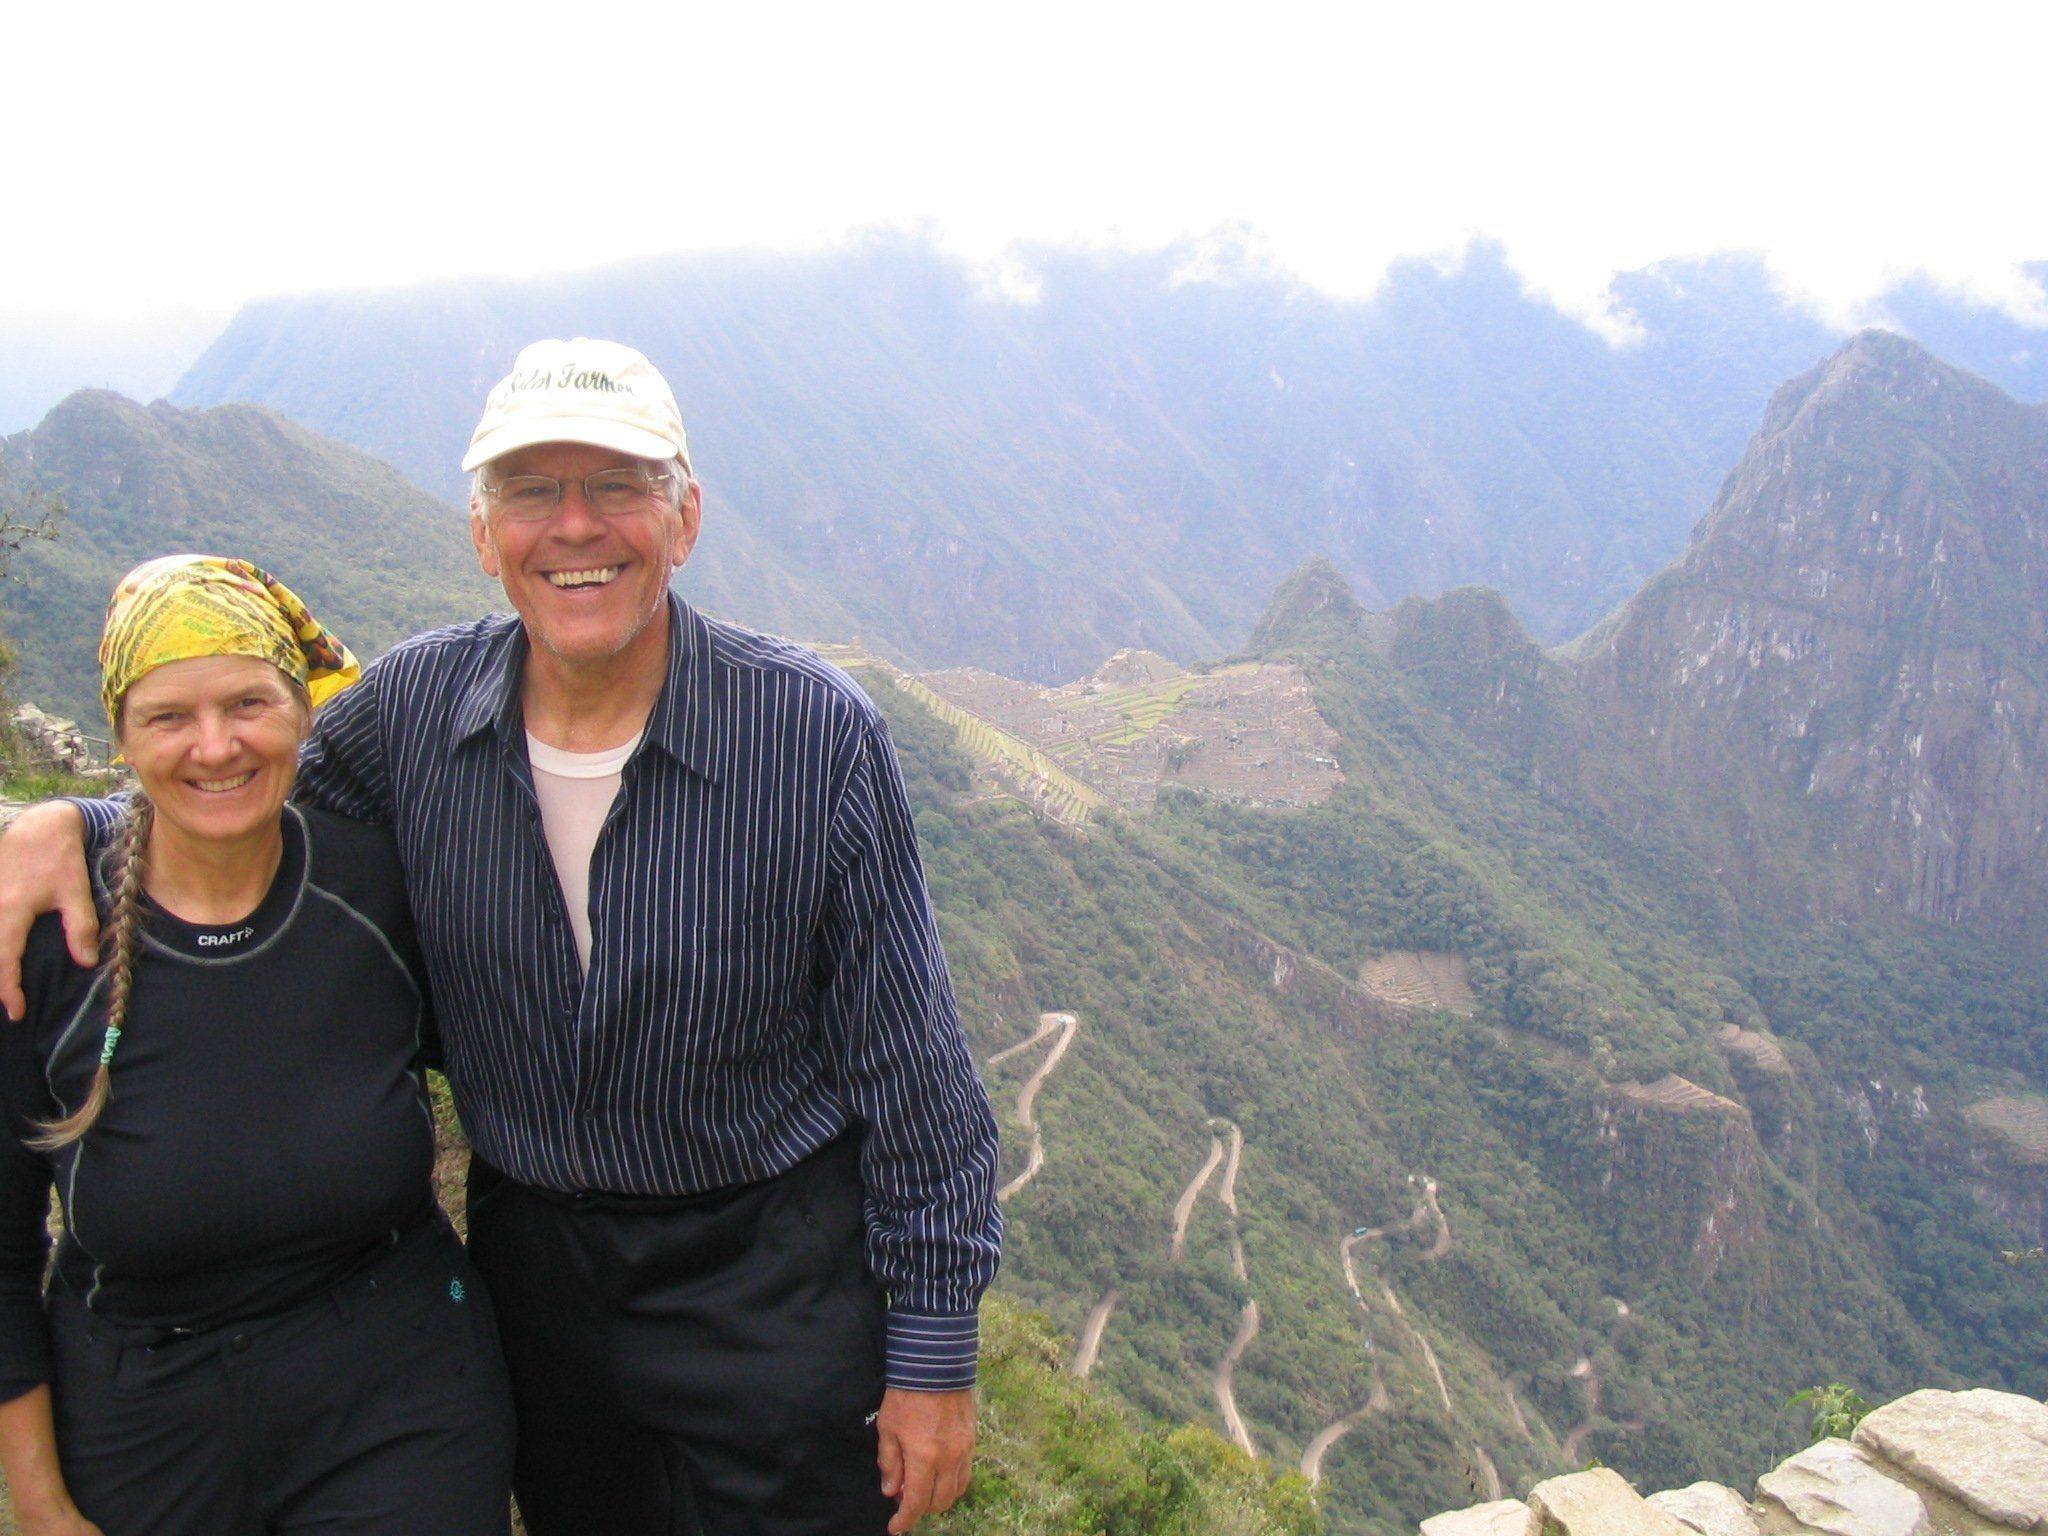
[1472,1441,1503,1501]
[1071,1287,1120,1378]
[1419,1178,1451,1260]
[1300,1370,1390,1484]
[1216,1119,1244,1215]
[1214,1298,1262,1458]
[1560,1300,1642,1463]
[1504,1382,1533,1439]
[1170,1117,1262,1458]
[985,1010,1062,1067]
[1307,1175,1458,1484]
[994,1012,1078,1203]
[1169,1137,1225,1259]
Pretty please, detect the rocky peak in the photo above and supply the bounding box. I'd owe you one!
[1247,555,1364,652]
[1378,586,1568,759]
[1579,331,2048,928]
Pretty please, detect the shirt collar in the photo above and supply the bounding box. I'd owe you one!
[449,594,722,782]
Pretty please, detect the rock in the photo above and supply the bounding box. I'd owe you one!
[1851,1388,2048,1531]
[1420,1500,1533,1536]
[1648,1482,1763,1536]
[1755,1439,1933,1535]
[10,703,96,774]
[1527,1467,1687,1535]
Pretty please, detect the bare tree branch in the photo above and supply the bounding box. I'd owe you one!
[0,454,64,585]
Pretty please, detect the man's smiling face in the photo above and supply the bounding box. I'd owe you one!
[470,441,701,666]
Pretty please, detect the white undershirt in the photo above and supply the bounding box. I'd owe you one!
[525,731,643,972]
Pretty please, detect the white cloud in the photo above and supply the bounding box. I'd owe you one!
[4,0,2046,329]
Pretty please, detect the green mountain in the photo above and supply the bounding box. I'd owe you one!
[864,558,2045,1532]
[1,341,2043,1536]
[165,239,2048,682]
[0,390,497,728]
[845,337,2048,1532]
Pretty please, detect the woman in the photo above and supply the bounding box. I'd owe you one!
[0,557,515,1536]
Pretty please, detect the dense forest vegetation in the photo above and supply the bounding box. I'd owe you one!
[855,599,2048,1533]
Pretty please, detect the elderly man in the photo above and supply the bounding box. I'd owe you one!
[0,339,1002,1536]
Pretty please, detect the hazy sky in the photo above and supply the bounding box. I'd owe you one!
[9,0,2047,332]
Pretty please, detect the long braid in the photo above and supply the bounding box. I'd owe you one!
[31,794,152,1151]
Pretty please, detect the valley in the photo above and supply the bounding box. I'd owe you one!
[2,325,2044,1536]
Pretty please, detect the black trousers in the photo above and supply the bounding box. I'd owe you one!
[466,1132,893,1536]
[47,1216,516,1536]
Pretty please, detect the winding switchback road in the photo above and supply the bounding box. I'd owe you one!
[1202,1119,1261,1458]
[1169,1118,1263,1458]
[1300,1371,1389,1484]
[986,1011,1063,1067]
[1169,1137,1225,1260]
[1071,1287,1119,1378]
[1306,1176,1461,1485]
[992,1012,1079,1203]
[1419,1177,1451,1260]
[1215,1298,1262,1458]
[1560,1300,1643,1463]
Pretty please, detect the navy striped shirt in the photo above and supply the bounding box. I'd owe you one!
[82,596,1000,1390]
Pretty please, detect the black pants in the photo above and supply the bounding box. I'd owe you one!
[466,1132,893,1536]
[47,1216,516,1536]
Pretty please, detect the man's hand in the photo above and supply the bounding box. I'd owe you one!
[876,1386,975,1534]
[0,802,96,1022]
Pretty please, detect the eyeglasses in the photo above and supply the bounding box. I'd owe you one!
[482,468,674,521]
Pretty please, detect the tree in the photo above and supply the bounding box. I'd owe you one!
[0,449,62,583]
[0,451,63,765]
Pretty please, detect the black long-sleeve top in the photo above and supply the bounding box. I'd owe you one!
[0,805,439,1402]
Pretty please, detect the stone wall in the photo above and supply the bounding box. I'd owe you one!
[9,703,98,775]
[1418,1387,2048,1534]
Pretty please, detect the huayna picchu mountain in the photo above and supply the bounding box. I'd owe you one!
[1577,330,2048,929]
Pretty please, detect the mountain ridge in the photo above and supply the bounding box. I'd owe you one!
[1578,329,2048,929]
[160,237,2048,682]
[0,390,496,726]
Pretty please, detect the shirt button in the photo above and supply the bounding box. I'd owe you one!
[230,1334,252,1353]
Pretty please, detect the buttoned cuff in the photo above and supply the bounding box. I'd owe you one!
[883,1309,979,1392]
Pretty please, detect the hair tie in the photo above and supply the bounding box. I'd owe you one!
[98,1027,122,1068]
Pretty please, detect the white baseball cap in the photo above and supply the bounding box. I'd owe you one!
[462,338,692,476]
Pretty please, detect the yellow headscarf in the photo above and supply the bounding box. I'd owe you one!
[99,555,361,728]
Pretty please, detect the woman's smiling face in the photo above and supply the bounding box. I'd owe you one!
[116,654,308,844]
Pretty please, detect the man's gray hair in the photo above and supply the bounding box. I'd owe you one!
[470,454,693,513]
